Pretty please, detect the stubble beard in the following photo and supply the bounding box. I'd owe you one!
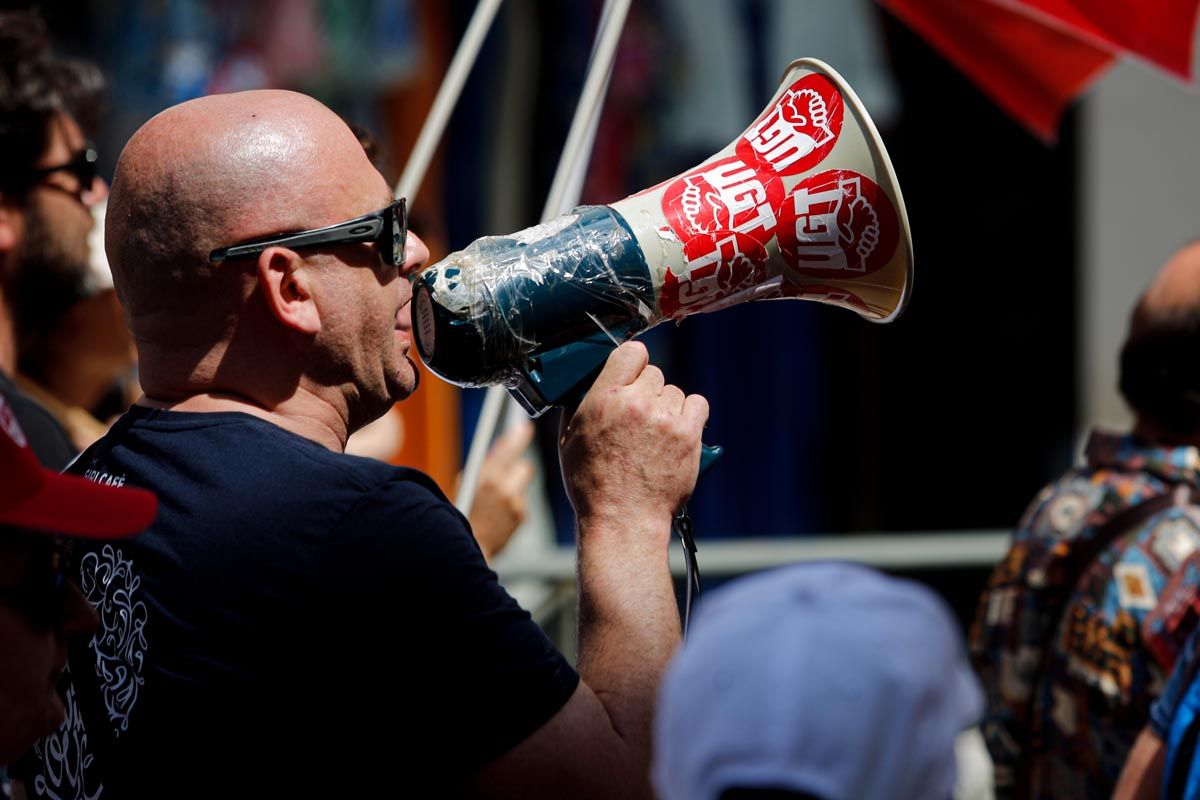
[8,200,91,369]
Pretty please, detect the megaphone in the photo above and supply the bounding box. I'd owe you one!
[412,58,912,419]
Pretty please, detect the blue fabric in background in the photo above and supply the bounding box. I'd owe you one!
[671,302,826,537]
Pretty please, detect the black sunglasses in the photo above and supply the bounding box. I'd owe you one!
[0,532,70,632]
[209,198,408,267]
[28,143,100,195]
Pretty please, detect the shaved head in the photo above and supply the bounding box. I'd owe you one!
[1131,242,1200,334]
[1120,242,1200,439]
[106,89,421,441]
[107,90,383,342]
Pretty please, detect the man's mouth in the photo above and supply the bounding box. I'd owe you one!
[396,298,413,332]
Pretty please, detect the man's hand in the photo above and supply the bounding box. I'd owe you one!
[467,421,536,560]
[558,341,708,541]
[474,342,708,799]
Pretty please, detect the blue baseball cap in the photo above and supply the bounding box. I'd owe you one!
[653,562,984,800]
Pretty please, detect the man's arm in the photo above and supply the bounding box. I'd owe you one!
[473,341,707,799]
[1112,727,1165,800]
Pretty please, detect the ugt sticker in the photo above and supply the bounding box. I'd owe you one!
[661,155,783,246]
[660,232,768,318]
[737,73,843,177]
[778,170,898,278]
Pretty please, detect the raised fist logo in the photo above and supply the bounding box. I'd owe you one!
[780,88,833,143]
[659,232,768,318]
[679,175,724,235]
[778,169,898,279]
[837,189,881,268]
[662,156,783,248]
[737,73,843,176]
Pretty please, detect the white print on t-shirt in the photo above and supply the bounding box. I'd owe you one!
[32,668,102,800]
[80,545,149,735]
[31,546,148,798]
[81,468,126,488]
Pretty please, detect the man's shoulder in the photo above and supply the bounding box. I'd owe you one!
[97,406,409,483]
[1011,460,1168,550]
[0,371,74,469]
[85,407,463,538]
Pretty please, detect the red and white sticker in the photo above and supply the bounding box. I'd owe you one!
[660,155,784,246]
[660,232,768,318]
[737,73,843,177]
[778,170,898,278]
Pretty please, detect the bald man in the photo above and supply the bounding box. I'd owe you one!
[11,90,707,799]
[971,242,1200,800]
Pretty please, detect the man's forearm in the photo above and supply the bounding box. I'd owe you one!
[575,515,682,763]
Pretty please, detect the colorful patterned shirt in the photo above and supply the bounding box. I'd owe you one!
[970,430,1200,799]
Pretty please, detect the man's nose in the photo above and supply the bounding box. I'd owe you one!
[402,231,430,279]
[59,579,99,639]
[83,176,109,208]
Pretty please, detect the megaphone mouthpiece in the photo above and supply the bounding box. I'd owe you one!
[413,206,659,388]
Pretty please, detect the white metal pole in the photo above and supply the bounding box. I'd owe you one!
[395,0,505,204]
[455,380,508,513]
[456,0,631,513]
[541,0,631,219]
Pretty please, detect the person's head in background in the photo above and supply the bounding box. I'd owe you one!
[0,9,108,382]
[1119,241,1200,448]
[0,398,156,762]
[654,562,992,800]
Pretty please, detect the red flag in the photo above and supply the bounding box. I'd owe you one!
[878,0,1114,141]
[996,0,1200,80]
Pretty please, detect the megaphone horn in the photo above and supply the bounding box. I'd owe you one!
[412,58,913,416]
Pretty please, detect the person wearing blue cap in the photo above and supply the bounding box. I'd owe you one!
[653,562,992,800]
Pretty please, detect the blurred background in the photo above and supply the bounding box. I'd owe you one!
[16,0,1200,631]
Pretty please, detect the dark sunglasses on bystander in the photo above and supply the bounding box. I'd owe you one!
[27,143,99,196]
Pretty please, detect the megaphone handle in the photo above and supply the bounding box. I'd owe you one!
[577,315,723,479]
[698,443,723,478]
[513,332,723,478]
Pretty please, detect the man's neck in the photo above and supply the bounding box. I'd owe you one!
[137,390,351,453]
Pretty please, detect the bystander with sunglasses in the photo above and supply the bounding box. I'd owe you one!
[0,11,110,471]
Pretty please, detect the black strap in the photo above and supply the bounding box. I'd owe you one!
[1017,483,1200,798]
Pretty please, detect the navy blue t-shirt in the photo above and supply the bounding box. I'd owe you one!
[16,407,578,797]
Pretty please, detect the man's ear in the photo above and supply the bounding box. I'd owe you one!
[257,248,321,335]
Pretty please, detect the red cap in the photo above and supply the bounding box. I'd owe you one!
[0,397,156,538]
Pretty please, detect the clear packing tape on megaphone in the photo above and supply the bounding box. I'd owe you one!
[413,205,659,393]
[411,58,914,415]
